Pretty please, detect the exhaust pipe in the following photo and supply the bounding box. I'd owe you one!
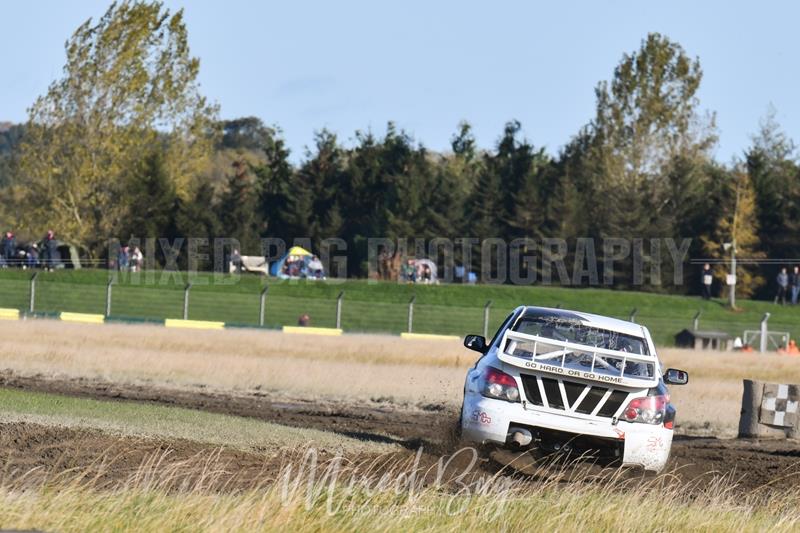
[508,427,533,447]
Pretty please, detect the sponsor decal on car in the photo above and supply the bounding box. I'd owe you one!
[646,435,665,452]
[470,410,492,425]
[520,361,624,385]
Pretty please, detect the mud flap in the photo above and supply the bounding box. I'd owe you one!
[460,394,510,445]
[622,426,672,472]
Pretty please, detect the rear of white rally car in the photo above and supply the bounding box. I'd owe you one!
[460,311,676,473]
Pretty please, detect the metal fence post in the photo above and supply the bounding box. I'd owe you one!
[29,272,38,313]
[105,279,114,317]
[336,291,344,330]
[483,300,492,338]
[760,312,770,353]
[407,295,416,333]
[629,307,638,323]
[259,286,268,327]
[183,283,192,320]
[693,310,701,331]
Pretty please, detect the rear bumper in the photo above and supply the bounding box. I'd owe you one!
[461,393,672,472]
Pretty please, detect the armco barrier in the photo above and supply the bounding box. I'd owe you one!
[0,309,469,343]
[0,308,20,320]
[59,312,105,324]
[400,332,461,341]
[164,319,225,330]
[282,326,342,336]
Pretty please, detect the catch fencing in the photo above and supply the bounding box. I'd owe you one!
[1,273,797,346]
[0,273,512,336]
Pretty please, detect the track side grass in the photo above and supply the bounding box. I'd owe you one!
[0,456,798,532]
[0,387,393,455]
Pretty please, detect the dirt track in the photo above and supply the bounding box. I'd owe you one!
[1,371,800,494]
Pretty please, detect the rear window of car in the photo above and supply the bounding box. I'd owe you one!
[512,312,649,356]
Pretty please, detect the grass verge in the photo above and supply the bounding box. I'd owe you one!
[0,387,393,455]
[0,454,798,532]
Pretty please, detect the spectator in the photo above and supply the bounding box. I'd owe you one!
[26,244,39,269]
[308,255,324,279]
[130,246,144,272]
[780,339,800,355]
[230,248,242,274]
[701,263,713,300]
[791,266,800,305]
[298,313,310,327]
[401,259,415,283]
[287,256,300,277]
[118,246,130,271]
[454,265,465,283]
[41,230,60,271]
[421,263,432,284]
[2,231,15,267]
[775,267,789,305]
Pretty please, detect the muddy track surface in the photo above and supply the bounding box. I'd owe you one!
[0,371,453,452]
[1,371,800,494]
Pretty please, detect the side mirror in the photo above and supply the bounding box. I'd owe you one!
[664,368,689,385]
[464,334,488,354]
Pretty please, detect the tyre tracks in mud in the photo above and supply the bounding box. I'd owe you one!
[0,371,455,453]
[1,371,800,494]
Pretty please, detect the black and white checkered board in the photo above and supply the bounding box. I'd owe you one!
[759,383,800,427]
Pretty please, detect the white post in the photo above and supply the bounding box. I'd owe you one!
[183,283,192,320]
[29,272,38,313]
[105,279,113,317]
[407,295,416,333]
[760,312,770,353]
[483,300,492,338]
[259,286,268,326]
[336,291,344,330]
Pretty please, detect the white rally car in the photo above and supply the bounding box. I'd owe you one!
[460,306,688,473]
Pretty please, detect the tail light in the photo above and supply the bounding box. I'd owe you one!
[481,367,520,402]
[621,395,671,427]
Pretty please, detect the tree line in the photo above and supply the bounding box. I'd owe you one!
[0,1,797,300]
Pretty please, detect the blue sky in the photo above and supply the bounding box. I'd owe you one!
[2,1,797,162]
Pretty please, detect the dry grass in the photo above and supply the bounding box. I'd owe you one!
[0,449,799,532]
[3,319,800,434]
[0,320,467,404]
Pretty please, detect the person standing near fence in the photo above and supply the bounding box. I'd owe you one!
[130,246,143,272]
[42,230,60,271]
[791,266,800,305]
[701,263,713,300]
[2,231,17,267]
[775,267,789,305]
[2,231,15,267]
[117,246,130,271]
[230,248,242,274]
